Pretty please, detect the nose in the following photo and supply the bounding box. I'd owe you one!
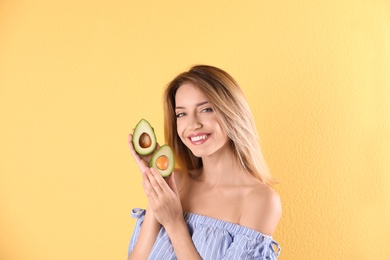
[188,113,202,131]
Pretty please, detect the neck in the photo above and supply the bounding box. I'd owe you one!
[198,146,245,187]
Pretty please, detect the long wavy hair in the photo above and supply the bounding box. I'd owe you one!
[163,65,274,185]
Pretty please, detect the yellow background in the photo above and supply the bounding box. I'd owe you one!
[1,1,389,259]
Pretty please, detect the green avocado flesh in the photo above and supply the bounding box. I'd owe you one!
[132,119,157,155]
[150,145,174,177]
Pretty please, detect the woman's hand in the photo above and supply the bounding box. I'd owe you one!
[128,130,159,173]
[142,169,183,228]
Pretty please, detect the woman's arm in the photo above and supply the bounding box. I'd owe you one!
[128,133,161,259]
[128,205,161,260]
[143,169,202,260]
[128,133,201,259]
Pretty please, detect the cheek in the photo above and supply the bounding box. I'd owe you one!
[176,122,185,139]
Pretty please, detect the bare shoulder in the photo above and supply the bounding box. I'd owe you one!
[239,183,282,236]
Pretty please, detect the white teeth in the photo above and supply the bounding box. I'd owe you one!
[190,135,208,141]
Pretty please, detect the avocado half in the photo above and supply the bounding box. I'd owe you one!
[132,119,157,155]
[150,145,174,177]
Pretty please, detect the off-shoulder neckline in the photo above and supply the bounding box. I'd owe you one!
[183,211,274,240]
[132,208,274,240]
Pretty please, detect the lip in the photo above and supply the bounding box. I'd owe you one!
[187,133,210,145]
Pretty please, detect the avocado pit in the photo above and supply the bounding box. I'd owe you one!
[156,155,169,170]
[139,132,152,148]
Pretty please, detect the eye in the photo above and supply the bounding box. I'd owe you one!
[201,107,213,113]
[175,112,186,118]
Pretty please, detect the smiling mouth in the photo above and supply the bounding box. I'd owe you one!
[189,134,209,142]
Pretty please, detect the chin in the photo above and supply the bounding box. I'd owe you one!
[189,148,208,158]
[190,151,204,158]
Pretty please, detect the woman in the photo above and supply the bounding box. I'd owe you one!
[128,65,282,259]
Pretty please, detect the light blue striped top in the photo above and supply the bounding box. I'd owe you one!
[128,208,281,259]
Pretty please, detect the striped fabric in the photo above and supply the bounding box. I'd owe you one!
[128,208,280,259]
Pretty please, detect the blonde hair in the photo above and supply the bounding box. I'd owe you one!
[163,65,274,185]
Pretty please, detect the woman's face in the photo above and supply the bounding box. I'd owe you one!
[175,83,230,158]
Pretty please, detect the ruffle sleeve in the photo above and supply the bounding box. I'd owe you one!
[128,208,145,255]
[222,233,280,259]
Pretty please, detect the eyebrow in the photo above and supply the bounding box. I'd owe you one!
[175,101,209,110]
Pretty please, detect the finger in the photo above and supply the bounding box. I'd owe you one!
[141,178,150,197]
[141,170,148,181]
[142,179,157,207]
[142,171,158,202]
[150,168,171,192]
[128,130,138,153]
[128,129,135,144]
[145,169,165,196]
[128,134,137,154]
